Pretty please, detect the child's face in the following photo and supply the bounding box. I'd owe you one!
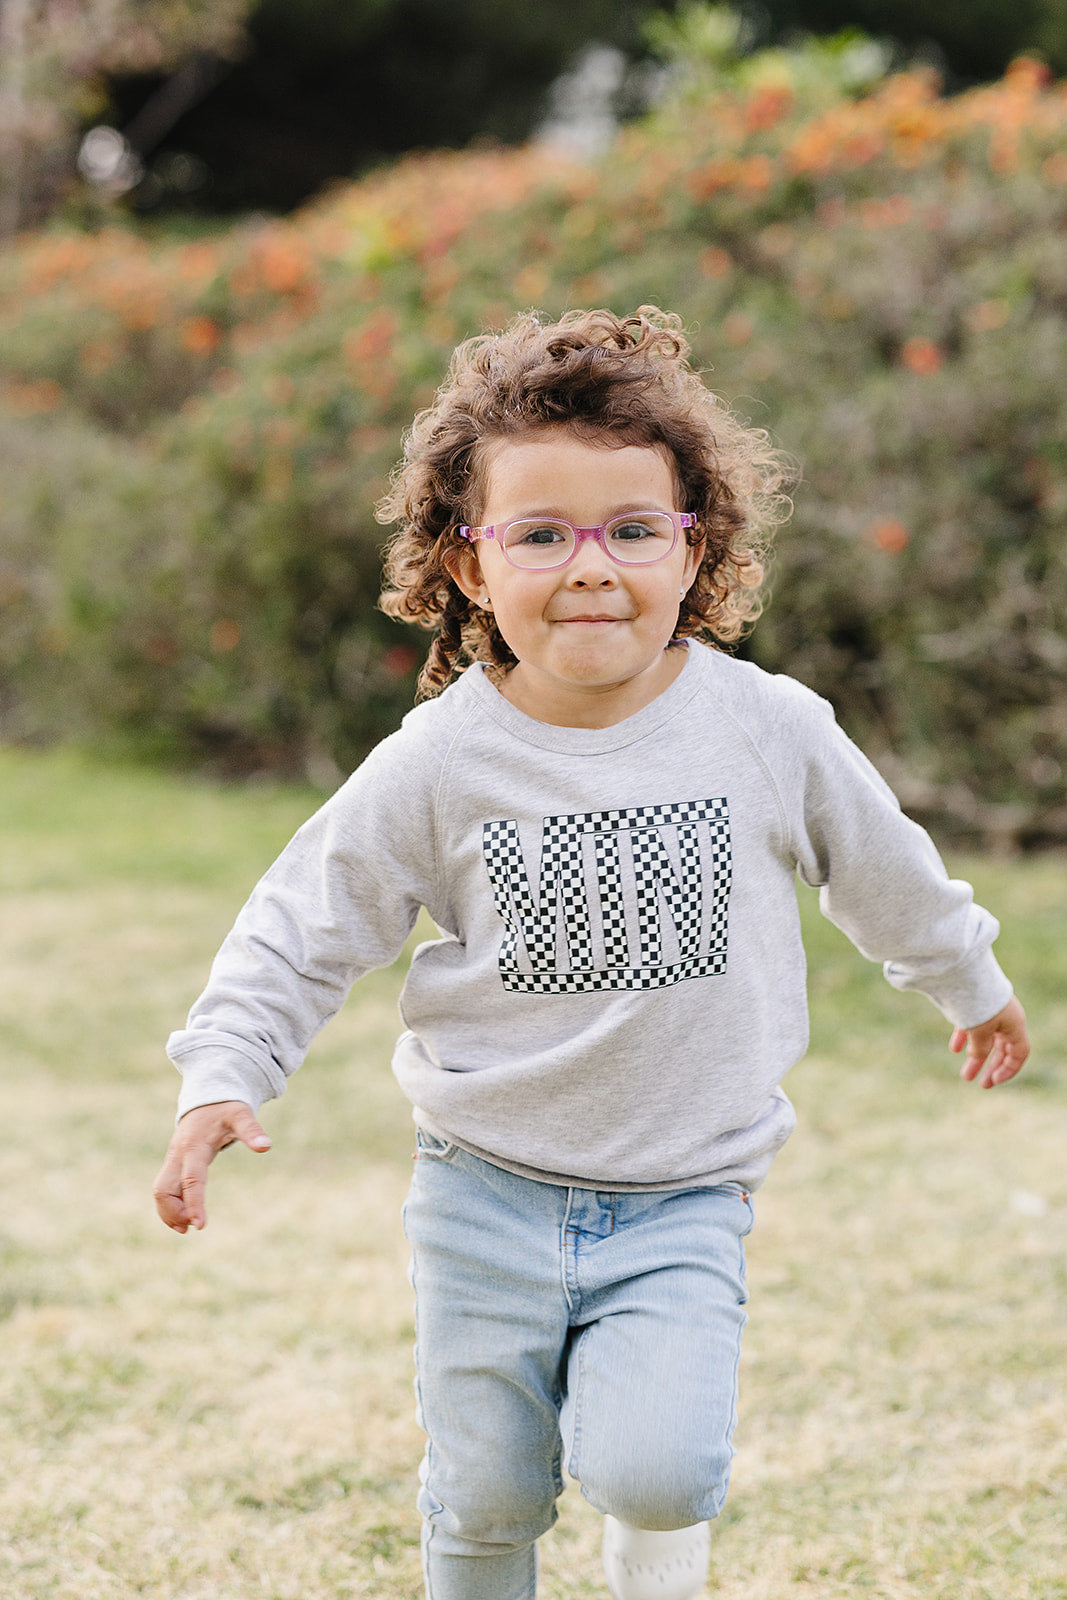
[451,427,704,726]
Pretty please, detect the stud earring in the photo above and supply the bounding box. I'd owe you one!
[679,586,686,598]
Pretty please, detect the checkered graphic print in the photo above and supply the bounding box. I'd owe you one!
[593,831,628,968]
[631,823,703,966]
[482,798,731,994]
[482,817,592,970]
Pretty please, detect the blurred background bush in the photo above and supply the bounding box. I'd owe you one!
[1,3,1065,846]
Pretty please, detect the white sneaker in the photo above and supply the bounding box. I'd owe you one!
[602,1515,711,1600]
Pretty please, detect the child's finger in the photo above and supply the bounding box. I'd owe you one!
[958,1033,990,1081]
[179,1161,210,1231]
[985,1040,1026,1088]
[153,1103,272,1233]
[957,996,1030,1088]
[228,1106,272,1153]
[153,1146,196,1232]
[977,1037,1005,1088]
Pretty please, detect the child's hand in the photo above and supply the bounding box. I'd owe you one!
[153,1100,271,1233]
[949,996,1030,1089]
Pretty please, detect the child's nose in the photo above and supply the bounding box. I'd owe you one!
[566,537,617,585]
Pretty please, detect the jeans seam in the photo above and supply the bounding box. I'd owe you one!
[565,1323,588,1486]
[560,1187,576,1314]
[710,1247,748,1519]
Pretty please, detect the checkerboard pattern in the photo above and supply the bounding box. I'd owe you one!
[482,798,731,994]
[632,822,705,966]
[593,830,629,968]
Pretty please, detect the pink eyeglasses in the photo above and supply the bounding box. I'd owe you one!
[457,511,697,571]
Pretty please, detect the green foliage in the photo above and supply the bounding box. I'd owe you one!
[644,2,754,68]
[2,31,1066,842]
[755,0,1067,80]
[643,5,894,116]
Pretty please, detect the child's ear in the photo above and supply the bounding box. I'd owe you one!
[443,542,490,609]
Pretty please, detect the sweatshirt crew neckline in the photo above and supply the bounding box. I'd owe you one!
[461,642,705,754]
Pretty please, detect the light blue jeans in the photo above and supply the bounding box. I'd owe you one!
[402,1131,754,1600]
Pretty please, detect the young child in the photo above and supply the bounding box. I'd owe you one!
[154,307,1029,1600]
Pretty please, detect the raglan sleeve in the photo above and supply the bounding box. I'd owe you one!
[165,722,442,1118]
[781,683,1013,1030]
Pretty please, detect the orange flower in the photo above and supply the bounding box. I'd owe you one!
[344,308,398,366]
[859,194,912,228]
[744,84,793,132]
[869,519,910,554]
[890,107,941,144]
[688,157,739,201]
[210,620,241,653]
[177,242,220,283]
[380,644,418,678]
[1004,56,1052,92]
[260,237,314,295]
[841,132,884,165]
[738,155,774,193]
[118,294,166,332]
[180,315,222,356]
[229,264,260,298]
[698,246,732,279]
[2,378,63,414]
[901,337,944,376]
[25,235,96,290]
[785,128,832,176]
[722,311,754,347]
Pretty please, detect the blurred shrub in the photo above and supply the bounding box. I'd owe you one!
[1,30,1066,844]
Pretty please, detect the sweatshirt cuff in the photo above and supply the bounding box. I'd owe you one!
[171,1047,282,1123]
[884,946,1014,1030]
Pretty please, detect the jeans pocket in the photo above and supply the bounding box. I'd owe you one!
[414,1127,458,1161]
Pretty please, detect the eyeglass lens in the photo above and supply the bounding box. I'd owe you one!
[502,514,678,568]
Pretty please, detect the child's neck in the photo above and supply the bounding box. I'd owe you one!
[496,643,689,729]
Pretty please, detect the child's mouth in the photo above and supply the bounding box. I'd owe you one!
[555,614,626,625]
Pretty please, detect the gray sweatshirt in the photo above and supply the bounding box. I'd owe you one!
[167,643,1012,1191]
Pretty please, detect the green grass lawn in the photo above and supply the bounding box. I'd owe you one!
[0,748,1063,1600]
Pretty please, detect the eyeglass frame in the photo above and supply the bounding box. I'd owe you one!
[456,510,698,571]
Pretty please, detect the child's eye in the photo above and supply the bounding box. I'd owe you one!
[608,517,671,543]
[506,521,568,547]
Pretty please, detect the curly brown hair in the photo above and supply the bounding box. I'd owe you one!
[378,306,793,696]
